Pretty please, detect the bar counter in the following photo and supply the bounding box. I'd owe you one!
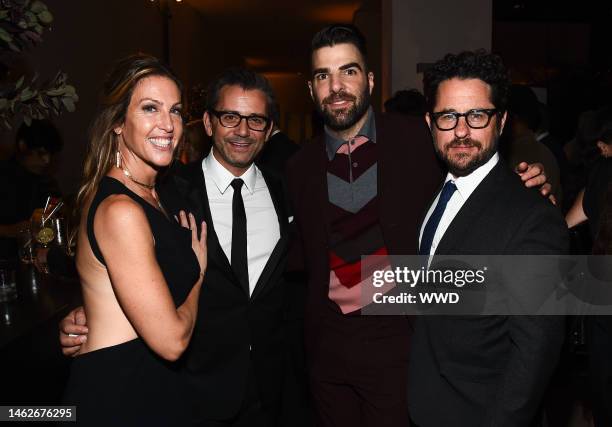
[0,263,81,404]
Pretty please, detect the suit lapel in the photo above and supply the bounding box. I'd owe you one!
[310,137,332,239]
[169,162,236,286]
[417,181,446,250]
[251,169,289,300]
[434,162,504,255]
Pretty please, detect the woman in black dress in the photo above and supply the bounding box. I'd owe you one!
[62,54,206,426]
[565,114,612,427]
[566,116,612,233]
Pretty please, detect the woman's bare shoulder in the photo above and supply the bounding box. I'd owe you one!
[94,194,153,244]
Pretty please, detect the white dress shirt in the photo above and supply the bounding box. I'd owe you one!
[419,153,499,256]
[202,151,280,296]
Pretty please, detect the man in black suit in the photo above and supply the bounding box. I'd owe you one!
[60,69,292,427]
[407,50,568,427]
[257,124,300,180]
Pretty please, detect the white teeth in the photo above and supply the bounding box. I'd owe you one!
[148,137,172,147]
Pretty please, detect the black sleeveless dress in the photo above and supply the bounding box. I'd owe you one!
[62,176,199,426]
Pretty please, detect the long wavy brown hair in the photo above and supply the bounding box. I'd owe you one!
[70,54,182,247]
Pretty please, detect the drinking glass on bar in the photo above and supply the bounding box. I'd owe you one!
[17,227,35,264]
[0,260,18,302]
[31,209,53,273]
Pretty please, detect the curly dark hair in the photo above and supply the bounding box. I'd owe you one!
[423,49,510,114]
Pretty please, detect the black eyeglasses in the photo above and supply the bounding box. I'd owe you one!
[210,110,270,132]
[430,108,499,131]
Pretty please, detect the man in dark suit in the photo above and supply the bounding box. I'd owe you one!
[257,124,300,180]
[407,50,568,427]
[60,69,292,427]
[286,25,553,427]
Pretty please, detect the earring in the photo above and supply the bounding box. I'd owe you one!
[115,151,121,168]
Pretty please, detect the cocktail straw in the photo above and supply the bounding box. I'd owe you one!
[42,201,64,226]
[41,196,51,223]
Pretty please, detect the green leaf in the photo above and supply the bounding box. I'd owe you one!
[63,85,76,95]
[38,10,53,25]
[62,97,75,112]
[0,28,12,43]
[55,72,66,85]
[52,97,60,110]
[37,95,45,107]
[25,12,36,26]
[46,88,64,96]
[20,88,35,101]
[31,1,47,14]
[0,11,9,20]
[15,76,25,89]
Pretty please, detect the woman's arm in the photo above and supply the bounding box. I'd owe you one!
[96,196,205,361]
[565,188,588,228]
[0,220,29,238]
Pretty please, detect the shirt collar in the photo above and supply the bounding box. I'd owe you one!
[324,106,377,160]
[202,149,257,195]
[444,152,499,201]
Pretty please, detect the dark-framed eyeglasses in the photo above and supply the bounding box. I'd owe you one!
[210,110,270,132]
[430,108,499,131]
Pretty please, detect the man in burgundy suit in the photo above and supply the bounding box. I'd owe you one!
[285,24,552,427]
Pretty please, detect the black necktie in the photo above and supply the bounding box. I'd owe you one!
[230,179,249,293]
[419,180,457,256]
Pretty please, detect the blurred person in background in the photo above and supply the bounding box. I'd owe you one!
[565,110,612,427]
[585,186,612,427]
[179,118,212,164]
[535,102,571,209]
[502,84,562,204]
[0,119,62,259]
[257,104,300,179]
[383,89,426,117]
[566,111,612,237]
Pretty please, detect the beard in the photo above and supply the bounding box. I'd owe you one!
[314,86,371,131]
[434,132,499,177]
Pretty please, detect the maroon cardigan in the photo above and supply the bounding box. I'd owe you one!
[286,113,444,331]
